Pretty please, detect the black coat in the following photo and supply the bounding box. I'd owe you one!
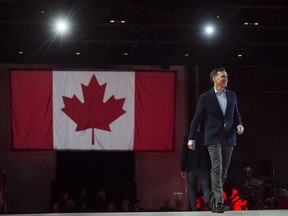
[181,132,211,172]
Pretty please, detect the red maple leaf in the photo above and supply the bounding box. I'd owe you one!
[61,74,126,145]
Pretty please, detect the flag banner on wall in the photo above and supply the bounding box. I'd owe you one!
[11,70,176,151]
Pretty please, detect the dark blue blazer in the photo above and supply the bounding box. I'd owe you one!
[188,88,242,146]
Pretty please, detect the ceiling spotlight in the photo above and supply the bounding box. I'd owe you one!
[54,19,69,35]
[204,25,215,35]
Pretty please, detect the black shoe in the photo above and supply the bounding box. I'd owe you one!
[205,199,214,211]
[207,193,216,211]
[204,200,211,210]
[212,203,229,213]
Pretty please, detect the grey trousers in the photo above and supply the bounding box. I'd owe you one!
[207,141,233,204]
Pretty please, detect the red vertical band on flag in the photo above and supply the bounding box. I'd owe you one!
[11,70,53,150]
[134,71,176,151]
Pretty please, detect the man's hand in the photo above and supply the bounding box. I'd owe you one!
[237,125,244,135]
[187,140,196,150]
[181,171,186,178]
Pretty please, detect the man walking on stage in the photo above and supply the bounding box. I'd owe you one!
[188,68,244,213]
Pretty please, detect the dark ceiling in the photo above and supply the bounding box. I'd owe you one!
[1,0,288,66]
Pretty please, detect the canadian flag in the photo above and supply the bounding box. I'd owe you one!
[11,70,175,151]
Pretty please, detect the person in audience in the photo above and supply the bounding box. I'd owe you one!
[133,199,144,211]
[107,200,117,212]
[273,188,288,209]
[50,202,60,213]
[120,198,133,211]
[58,189,70,212]
[65,198,76,212]
[75,186,89,212]
[94,188,107,211]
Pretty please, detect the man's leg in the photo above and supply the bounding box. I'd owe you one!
[198,168,211,210]
[207,144,223,204]
[221,144,234,185]
[187,170,198,210]
[198,168,211,201]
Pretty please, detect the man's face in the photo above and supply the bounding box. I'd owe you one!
[214,71,228,88]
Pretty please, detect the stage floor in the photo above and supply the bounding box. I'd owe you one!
[1,210,288,216]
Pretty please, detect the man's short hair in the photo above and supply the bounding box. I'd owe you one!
[210,67,226,83]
